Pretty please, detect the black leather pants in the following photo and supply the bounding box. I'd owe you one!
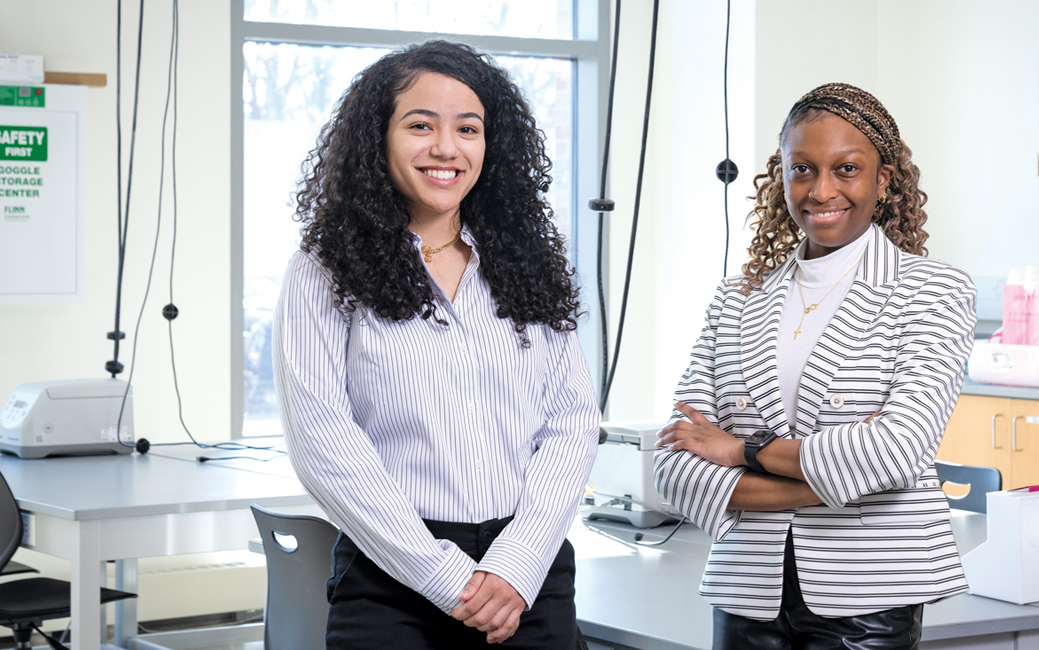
[713,531,923,650]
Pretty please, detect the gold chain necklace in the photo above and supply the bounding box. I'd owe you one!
[420,232,462,263]
[793,256,862,340]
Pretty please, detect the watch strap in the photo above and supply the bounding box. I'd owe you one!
[743,430,777,474]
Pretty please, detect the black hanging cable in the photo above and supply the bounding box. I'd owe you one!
[600,0,660,411]
[116,0,172,452]
[592,0,622,407]
[116,0,282,457]
[107,0,146,378]
[638,1,738,548]
[715,0,737,276]
[154,2,282,457]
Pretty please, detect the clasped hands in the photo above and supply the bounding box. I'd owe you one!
[451,571,526,644]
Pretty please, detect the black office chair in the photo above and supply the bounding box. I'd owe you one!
[251,504,339,650]
[0,471,136,650]
[935,460,1002,514]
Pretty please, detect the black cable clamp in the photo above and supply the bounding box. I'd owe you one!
[107,331,126,340]
[105,360,124,375]
[588,198,615,212]
[162,303,179,321]
[715,158,739,185]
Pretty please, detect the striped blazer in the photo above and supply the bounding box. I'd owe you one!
[654,226,975,620]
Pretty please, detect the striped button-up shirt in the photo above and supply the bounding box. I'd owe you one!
[273,231,600,614]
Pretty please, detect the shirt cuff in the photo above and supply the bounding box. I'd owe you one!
[418,543,478,615]
[475,537,547,610]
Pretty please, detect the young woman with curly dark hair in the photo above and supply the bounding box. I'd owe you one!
[273,41,599,649]
[654,83,976,649]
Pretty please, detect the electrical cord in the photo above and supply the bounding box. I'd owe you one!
[107,0,146,379]
[114,0,284,459]
[633,516,687,546]
[594,0,622,405]
[721,0,733,276]
[156,3,282,457]
[599,0,660,412]
[113,0,148,451]
[715,0,738,273]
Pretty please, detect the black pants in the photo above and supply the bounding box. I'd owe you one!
[326,516,583,650]
[713,531,923,650]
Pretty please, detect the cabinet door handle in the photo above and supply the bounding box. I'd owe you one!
[992,413,1003,449]
[1012,416,1024,451]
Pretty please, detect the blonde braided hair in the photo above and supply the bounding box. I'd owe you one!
[740,83,928,294]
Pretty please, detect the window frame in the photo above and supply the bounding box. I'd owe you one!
[230,0,610,437]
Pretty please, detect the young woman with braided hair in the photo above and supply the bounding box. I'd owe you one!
[655,83,976,649]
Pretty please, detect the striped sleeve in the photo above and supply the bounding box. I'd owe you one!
[800,266,977,508]
[654,282,748,540]
[476,328,601,607]
[272,252,476,614]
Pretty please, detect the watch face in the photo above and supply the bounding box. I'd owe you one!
[747,430,774,447]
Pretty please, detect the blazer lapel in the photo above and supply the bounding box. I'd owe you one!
[740,257,796,438]
[794,227,902,433]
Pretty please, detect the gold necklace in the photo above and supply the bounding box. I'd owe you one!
[420,232,462,263]
[793,257,862,340]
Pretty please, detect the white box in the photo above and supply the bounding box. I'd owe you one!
[961,489,1039,605]
[0,54,45,84]
[968,341,1039,388]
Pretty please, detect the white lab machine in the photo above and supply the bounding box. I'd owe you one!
[968,341,1039,389]
[0,379,134,459]
[584,420,678,528]
[960,489,1039,605]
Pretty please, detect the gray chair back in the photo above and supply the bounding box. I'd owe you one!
[935,460,1002,514]
[251,505,339,650]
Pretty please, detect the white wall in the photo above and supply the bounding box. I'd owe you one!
[755,1,878,169]
[876,0,1039,280]
[0,1,233,445]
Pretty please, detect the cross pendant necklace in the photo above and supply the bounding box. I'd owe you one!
[793,304,819,340]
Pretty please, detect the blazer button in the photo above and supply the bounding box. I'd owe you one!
[829,394,845,409]
[735,396,748,411]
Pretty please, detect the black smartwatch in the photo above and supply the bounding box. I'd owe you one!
[743,429,777,474]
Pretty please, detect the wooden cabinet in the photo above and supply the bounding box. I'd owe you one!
[938,394,1039,489]
[1010,398,1039,488]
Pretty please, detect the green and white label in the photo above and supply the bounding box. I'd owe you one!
[0,126,47,161]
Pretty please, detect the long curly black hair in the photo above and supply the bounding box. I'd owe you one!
[294,40,579,337]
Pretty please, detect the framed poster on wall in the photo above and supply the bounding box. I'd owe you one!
[0,83,87,304]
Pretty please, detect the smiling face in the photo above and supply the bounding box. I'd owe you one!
[384,72,486,227]
[782,112,893,259]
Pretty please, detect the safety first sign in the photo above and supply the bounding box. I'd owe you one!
[1,126,47,161]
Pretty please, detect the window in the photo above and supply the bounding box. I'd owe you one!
[232,0,608,437]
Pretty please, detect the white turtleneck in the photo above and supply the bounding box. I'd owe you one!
[776,225,874,432]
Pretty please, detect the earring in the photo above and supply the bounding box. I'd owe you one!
[874,193,887,216]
